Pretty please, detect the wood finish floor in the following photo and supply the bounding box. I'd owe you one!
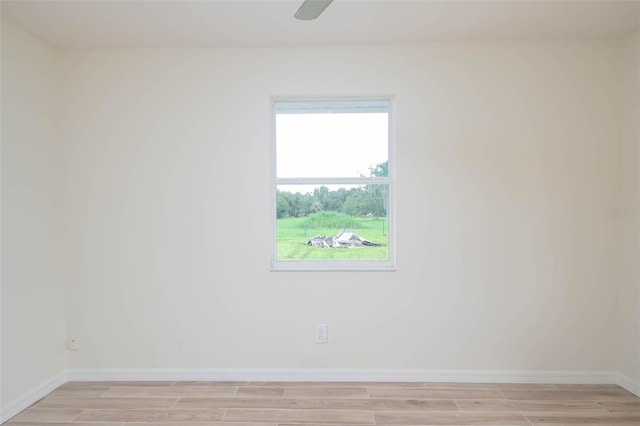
[6,381,640,426]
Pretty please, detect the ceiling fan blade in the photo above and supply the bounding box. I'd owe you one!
[294,0,334,20]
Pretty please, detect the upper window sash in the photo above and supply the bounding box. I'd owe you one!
[273,98,391,180]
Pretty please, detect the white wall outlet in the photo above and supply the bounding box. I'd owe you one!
[66,339,80,351]
[315,324,328,343]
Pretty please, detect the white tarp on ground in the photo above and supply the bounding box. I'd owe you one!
[307,232,381,248]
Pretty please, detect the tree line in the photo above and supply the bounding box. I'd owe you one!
[277,162,388,219]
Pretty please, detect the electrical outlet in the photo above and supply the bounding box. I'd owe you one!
[315,324,328,343]
[66,339,80,351]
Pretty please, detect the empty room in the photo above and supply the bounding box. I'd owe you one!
[1,0,639,424]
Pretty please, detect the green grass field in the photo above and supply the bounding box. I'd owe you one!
[276,214,389,260]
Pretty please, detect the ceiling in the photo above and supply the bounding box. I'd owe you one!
[2,0,639,50]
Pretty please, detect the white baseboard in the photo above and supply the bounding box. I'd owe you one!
[0,370,67,424]
[67,367,618,385]
[616,372,640,397]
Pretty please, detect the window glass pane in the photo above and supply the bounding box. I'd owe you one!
[276,184,390,261]
[275,103,389,178]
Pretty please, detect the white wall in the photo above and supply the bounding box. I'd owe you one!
[60,39,622,372]
[617,30,640,386]
[1,17,66,408]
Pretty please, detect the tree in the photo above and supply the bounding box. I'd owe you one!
[276,162,389,219]
[313,186,330,210]
[342,195,359,216]
[368,161,388,177]
[276,191,291,218]
[364,160,388,216]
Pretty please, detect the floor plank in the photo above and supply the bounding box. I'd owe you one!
[7,423,121,426]
[102,385,236,398]
[373,411,529,425]
[9,408,83,422]
[74,409,226,422]
[597,401,640,413]
[175,396,458,411]
[222,408,375,424]
[58,381,174,388]
[121,424,276,426]
[236,386,286,397]
[502,389,640,402]
[368,387,504,400]
[36,397,178,409]
[456,399,608,413]
[171,381,250,386]
[283,387,369,399]
[525,413,640,424]
[47,387,111,398]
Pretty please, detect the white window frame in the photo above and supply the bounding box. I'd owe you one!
[270,96,396,271]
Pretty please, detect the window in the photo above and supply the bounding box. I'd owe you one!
[271,98,395,270]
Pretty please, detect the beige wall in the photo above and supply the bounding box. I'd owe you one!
[60,39,622,371]
[617,30,640,385]
[2,14,638,408]
[1,17,66,407]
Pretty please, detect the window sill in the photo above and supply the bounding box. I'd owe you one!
[271,261,396,272]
